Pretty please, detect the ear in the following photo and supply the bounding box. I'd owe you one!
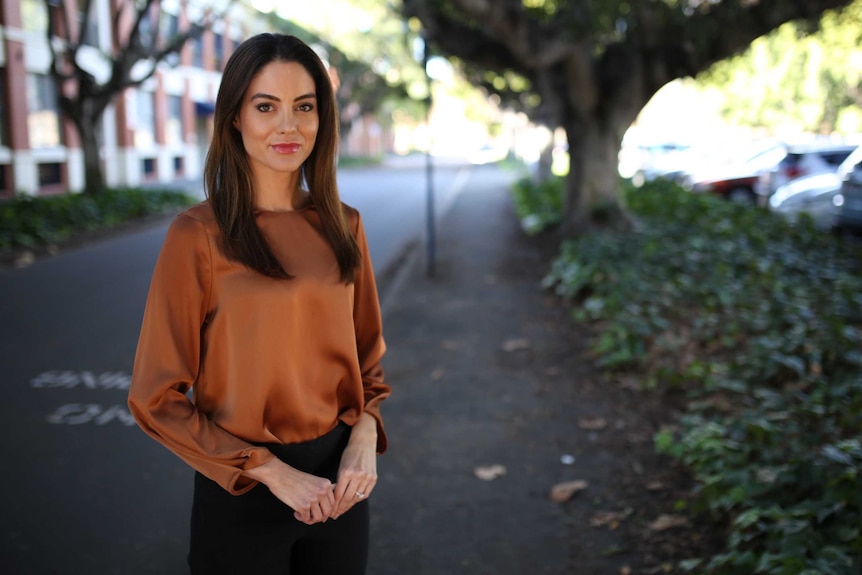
[232,116,240,130]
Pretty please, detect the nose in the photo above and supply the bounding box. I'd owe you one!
[278,111,297,134]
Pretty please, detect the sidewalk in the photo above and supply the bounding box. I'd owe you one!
[365,172,668,574]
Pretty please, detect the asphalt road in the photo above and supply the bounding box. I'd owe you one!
[0,158,484,575]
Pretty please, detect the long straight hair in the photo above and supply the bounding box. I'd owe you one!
[205,33,359,282]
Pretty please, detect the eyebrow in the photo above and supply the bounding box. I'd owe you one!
[249,92,317,103]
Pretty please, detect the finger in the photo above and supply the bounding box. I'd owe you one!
[294,509,311,525]
[354,476,376,502]
[330,482,353,518]
[352,486,367,502]
[332,475,356,508]
[333,472,354,503]
[311,500,326,524]
[319,491,335,518]
[334,483,370,519]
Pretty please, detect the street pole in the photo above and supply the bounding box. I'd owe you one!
[423,38,436,278]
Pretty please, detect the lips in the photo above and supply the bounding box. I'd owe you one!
[272,143,302,154]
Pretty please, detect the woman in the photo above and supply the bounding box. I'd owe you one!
[128,33,389,575]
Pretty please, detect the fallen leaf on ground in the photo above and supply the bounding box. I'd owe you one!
[501,338,531,352]
[544,366,560,376]
[579,417,608,430]
[648,514,690,531]
[473,464,506,481]
[549,479,589,502]
[646,480,666,491]
[441,340,461,350]
[590,510,627,529]
[14,251,35,268]
[430,368,444,380]
[620,567,632,575]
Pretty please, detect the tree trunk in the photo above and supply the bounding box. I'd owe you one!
[78,117,105,194]
[535,139,554,183]
[559,118,625,235]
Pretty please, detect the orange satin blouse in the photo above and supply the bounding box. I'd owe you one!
[128,201,389,495]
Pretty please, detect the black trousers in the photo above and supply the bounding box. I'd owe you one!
[188,423,369,575]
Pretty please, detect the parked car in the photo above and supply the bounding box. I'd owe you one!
[832,145,862,233]
[632,142,692,186]
[685,143,787,204]
[756,144,857,205]
[768,172,842,228]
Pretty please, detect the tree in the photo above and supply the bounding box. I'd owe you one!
[44,0,232,194]
[698,0,862,136]
[402,0,854,233]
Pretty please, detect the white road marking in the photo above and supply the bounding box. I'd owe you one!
[31,370,136,426]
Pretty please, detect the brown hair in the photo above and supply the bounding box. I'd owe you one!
[204,33,359,282]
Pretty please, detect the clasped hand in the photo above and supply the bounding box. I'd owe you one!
[246,417,378,524]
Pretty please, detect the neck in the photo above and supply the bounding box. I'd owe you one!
[253,171,307,212]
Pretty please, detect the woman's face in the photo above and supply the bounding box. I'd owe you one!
[233,60,319,183]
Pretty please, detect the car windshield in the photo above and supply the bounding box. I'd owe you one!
[745,146,787,171]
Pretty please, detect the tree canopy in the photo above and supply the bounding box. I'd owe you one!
[403,0,854,231]
[697,0,862,136]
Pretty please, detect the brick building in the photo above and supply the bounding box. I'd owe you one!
[0,0,264,197]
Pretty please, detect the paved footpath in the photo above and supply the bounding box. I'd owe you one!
[367,168,642,575]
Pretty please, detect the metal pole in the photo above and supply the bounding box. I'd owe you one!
[423,38,436,278]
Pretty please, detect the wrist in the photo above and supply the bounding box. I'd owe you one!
[243,455,282,485]
[349,413,378,443]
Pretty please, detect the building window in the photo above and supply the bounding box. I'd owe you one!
[142,158,156,178]
[21,0,49,34]
[214,33,225,70]
[38,163,63,187]
[160,12,179,40]
[27,74,63,149]
[160,13,180,66]
[0,164,9,197]
[191,35,204,68]
[166,95,183,146]
[139,9,155,49]
[134,90,156,148]
[173,156,184,176]
[0,70,8,147]
[77,0,98,46]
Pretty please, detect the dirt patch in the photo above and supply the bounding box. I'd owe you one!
[502,228,724,574]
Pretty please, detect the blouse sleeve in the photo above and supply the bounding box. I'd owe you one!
[351,212,391,453]
[127,213,275,495]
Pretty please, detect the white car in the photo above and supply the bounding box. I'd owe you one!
[756,144,857,205]
[833,145,862,233]
[768,172,842,228]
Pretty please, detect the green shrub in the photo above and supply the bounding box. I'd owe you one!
[0,188,197,251]
[545,179,862,574]
[510,175,565,234]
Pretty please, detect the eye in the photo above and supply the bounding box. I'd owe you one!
[298,102,315,112]
[256,103,274,113]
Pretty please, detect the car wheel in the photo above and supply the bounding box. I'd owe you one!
[727,187,755,204]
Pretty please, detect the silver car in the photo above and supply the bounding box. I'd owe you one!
[833,146,862,233]
[769,172,842,228]
[756,143,857,205]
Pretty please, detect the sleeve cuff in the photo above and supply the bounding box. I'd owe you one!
[226,447,277,495]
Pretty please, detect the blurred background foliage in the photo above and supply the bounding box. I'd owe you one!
[698,0,862,135]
